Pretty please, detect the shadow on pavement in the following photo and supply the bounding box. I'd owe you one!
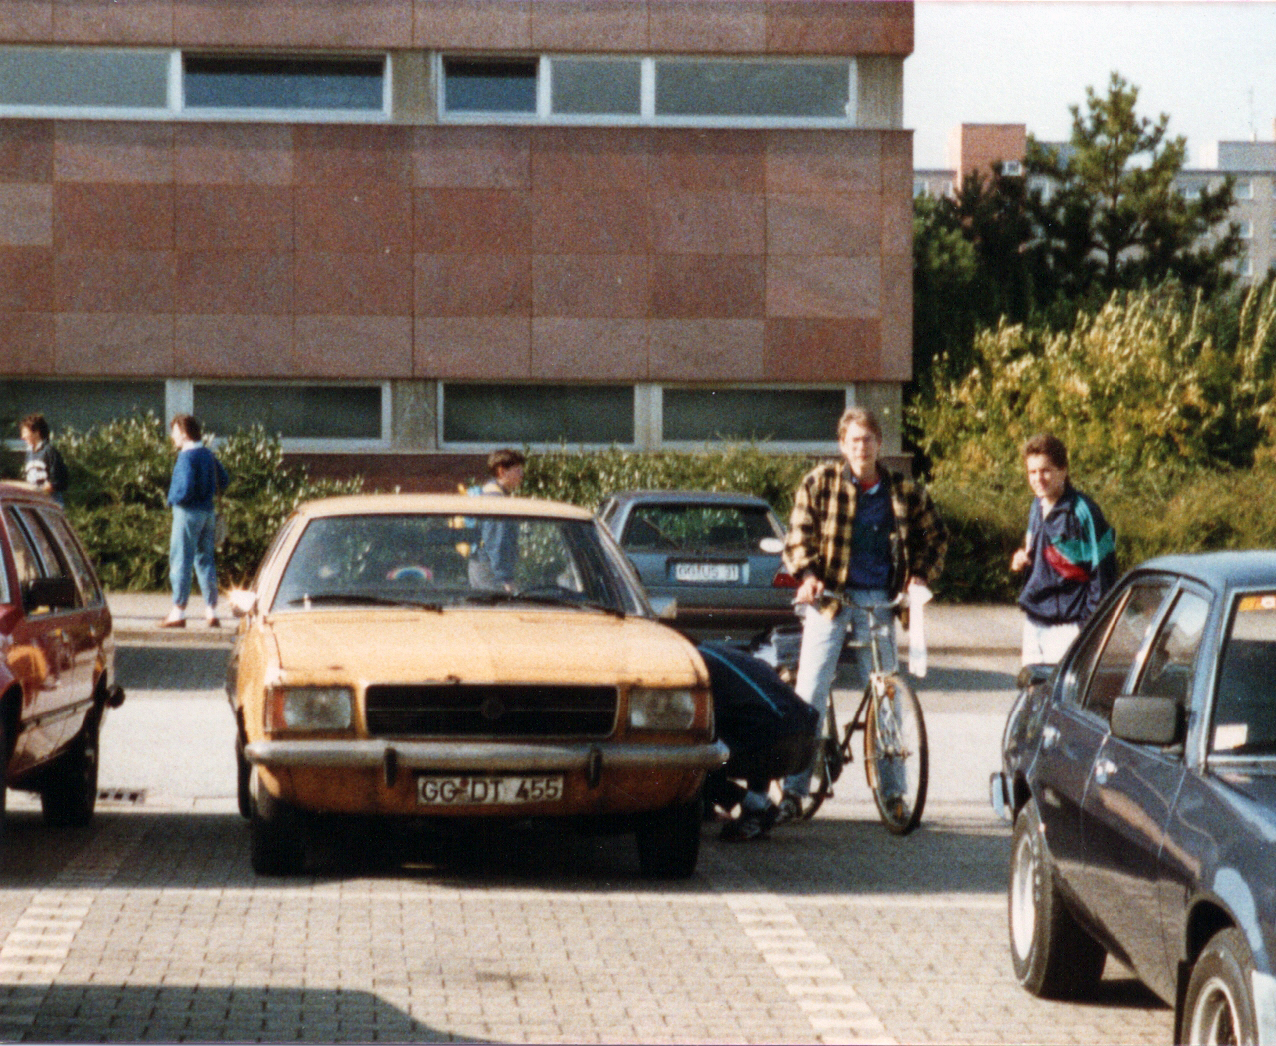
[116,646,230,692]
[914,664,1019,692]
[0,983,468,1043]
[3,807,1013,898]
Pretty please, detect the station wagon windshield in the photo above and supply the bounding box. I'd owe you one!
[272,513,643,616]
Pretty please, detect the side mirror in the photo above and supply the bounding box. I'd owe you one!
[227,588,258,617]
[649,595,678,621]
[1111,695,1181,746]
[22,576,78,613]
[1017,663,1054,690]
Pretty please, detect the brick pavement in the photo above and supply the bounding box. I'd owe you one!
[0,800,1173,1044]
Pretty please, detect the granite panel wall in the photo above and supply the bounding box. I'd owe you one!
[1,120,911,384]
[0,1,912,56]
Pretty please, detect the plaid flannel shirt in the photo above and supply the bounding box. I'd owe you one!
[783,461,947,614]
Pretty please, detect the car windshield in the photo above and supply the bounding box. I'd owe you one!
[271,513,646,616]
[621,503,782,553]
[1213,592,1276,756]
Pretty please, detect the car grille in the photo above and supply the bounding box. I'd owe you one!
[364,684,618,738]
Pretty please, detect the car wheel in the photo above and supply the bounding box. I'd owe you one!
[1184,928,1257,1045]
[250,787,307,876]
[41,709,100,828]
[1009,798,1106,998]
[635,794,703,879]
[235,734,252,821]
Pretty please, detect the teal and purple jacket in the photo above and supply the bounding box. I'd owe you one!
[1018,484,1117,626]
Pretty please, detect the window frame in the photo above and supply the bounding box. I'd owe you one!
[657,383,849,454]
[0,44,175,120]
[1075,576,1176,724]
[1202,586,1276,769]
[437,52,860,129]
[188,380,392,452]
[437,382,639,451]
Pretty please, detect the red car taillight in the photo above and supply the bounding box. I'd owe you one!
[771,571,799,589]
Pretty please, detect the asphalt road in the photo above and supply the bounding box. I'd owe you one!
[0,642,1173,1044]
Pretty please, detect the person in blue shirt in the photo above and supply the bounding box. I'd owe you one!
[467,448,525,591]
[160,414,229,629]
[1011,433,1117,665]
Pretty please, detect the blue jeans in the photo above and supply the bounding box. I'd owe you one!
[783,589,896,798]
[170,506,218,609]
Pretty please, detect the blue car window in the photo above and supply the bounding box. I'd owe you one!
[1213,592,1276,755]
[1083,582,1172,722]
[1134,590,1210,711]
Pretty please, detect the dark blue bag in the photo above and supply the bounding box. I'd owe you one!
[698,642,818,780]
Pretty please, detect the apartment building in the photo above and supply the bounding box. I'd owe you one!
[0,1,916,487]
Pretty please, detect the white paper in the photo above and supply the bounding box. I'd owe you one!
[908,582,933,678]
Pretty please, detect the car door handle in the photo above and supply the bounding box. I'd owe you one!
[1042,725,1060,749]
[1094,758,1118,785]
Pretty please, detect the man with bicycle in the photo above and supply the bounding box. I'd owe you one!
[776,407,947,824]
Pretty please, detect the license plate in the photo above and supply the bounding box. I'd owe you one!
[416,775,564,805]
[674,562,740,583]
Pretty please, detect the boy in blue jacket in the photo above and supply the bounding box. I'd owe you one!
[1011,433,1116,665]
[161,414,229,629]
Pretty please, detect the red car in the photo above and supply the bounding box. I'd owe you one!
[0,482,123,832]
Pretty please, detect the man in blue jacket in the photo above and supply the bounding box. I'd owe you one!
[161,414,229,629]
[1011,433,1116,665]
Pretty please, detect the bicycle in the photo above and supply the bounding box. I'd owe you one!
[799,597,929,834]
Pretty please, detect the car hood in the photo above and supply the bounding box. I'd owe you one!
[263,608,707,688]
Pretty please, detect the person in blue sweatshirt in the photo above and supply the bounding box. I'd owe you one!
[161,414,229,629]
[1011,433,1117,665]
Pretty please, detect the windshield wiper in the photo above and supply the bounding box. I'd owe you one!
[463,590,625,618]
[287,593,443,612]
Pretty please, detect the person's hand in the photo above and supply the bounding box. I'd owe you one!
[794,575,824,605]
[1011,547,1030,572]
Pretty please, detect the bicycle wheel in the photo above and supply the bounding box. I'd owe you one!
[802,704,844,820]
[864,674,927,834]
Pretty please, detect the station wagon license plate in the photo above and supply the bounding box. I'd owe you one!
[674,562,740,583]
[416,775,564,805]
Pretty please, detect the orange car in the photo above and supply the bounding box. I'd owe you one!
[228,494,727,878]
[0,482,124,834]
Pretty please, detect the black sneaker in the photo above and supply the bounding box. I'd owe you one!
[720,803,779,842]
[773,792,803,825]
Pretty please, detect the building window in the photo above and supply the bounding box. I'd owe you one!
[1181,184,1202,200]
[441,385,634,445]
[913,178,929,198]
[654,58,852,119]
[439,53,858,127]
[192,383,385,441]
[1240,256,1254,278]
[1239,220,1254,240]
[0,380,165,437]
[182,54,386,112]
[550,57,642,116]
[0,45,169,112]
[441,56,538,115]
[1000,160,1023,177]
[1235,179,1254,200]
[662,388,845,444]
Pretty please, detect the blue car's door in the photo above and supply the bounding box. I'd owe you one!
[1029,588,1134,894]
[1080,584,1209,1000]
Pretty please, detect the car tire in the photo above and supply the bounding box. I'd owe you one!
[1009,798,1106,998]
[40,708,100,829]
[250,788,307,876]
[636,794,703,879]
[1184,928,1257,1045]
[235,733,252,821]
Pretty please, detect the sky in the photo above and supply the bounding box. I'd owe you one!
[905,1,1276,170]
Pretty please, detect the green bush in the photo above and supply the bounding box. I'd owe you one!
[48,414,360,591]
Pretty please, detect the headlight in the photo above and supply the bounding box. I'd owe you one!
[629,688,696,731]
[268,686,354,732]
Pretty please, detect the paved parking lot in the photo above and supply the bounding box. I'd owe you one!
[0,634,1174,1044]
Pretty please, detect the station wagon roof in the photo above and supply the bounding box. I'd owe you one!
[606,490,775,508]
[1133,550,1276,592]
[294,493,594,521]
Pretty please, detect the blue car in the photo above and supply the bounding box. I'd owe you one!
[597,490,799,645]
[991,552,1276,1044]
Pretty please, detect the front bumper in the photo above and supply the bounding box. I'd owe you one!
[246,738,729,773]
